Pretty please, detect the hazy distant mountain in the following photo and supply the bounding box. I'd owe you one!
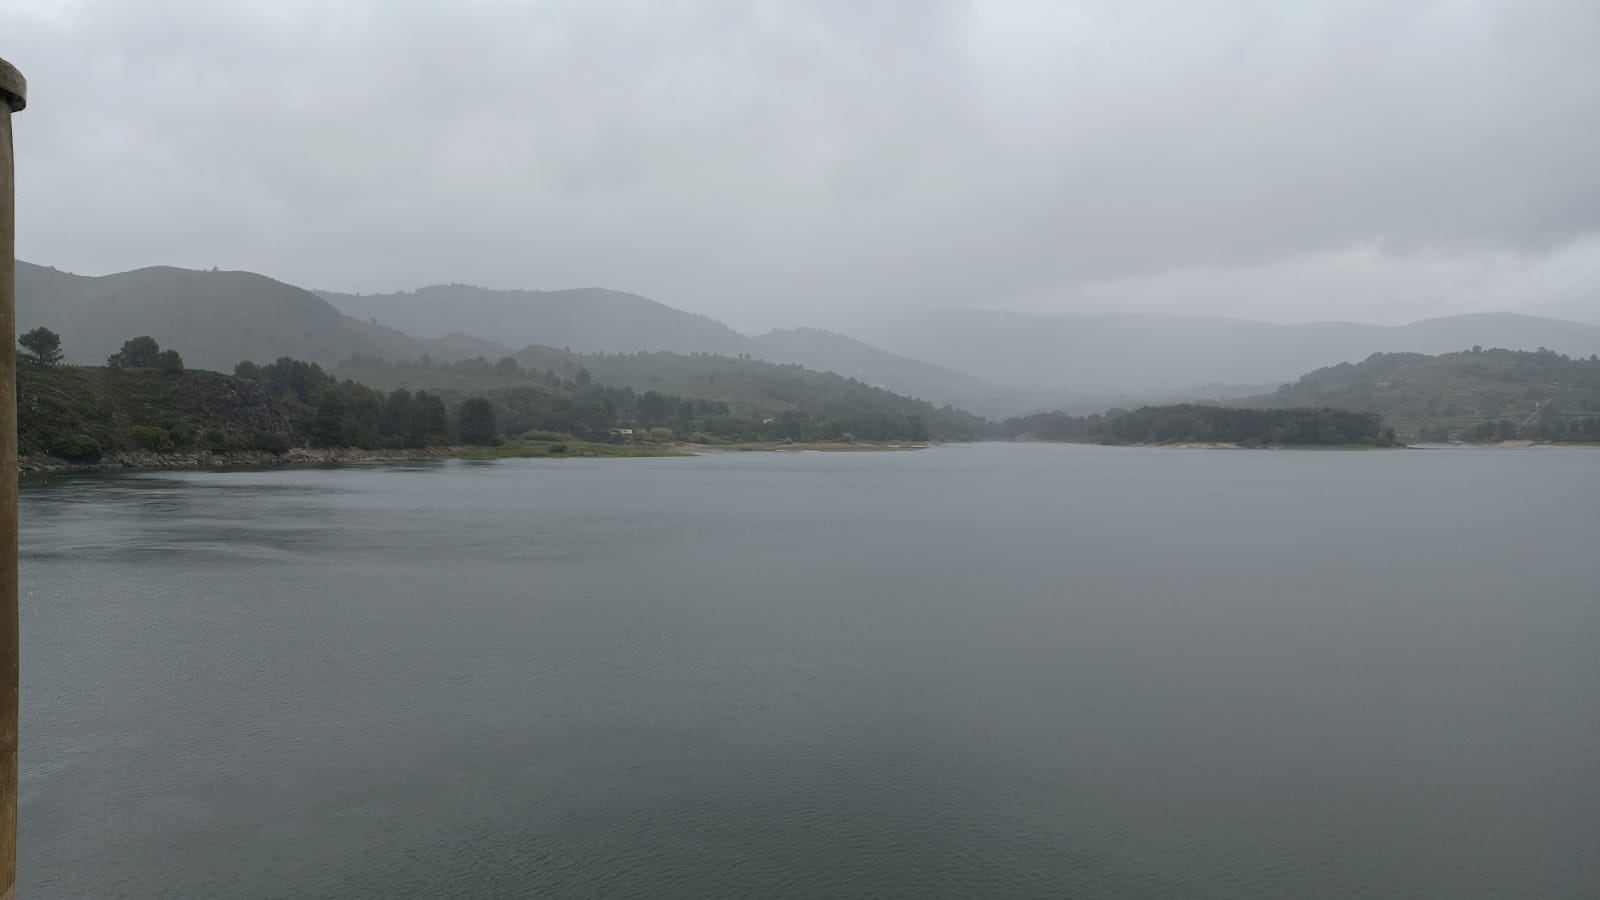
[743,328,997,405]
[850,309,1600,395]
[16,262,506,372]
[16,262,998,413]
[320,285,748,356]
[321,284,1002,410]
[28,260,1597,417]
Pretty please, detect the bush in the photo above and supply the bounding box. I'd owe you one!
[249,431,291,455]
[49,433,102,462]
[458,397,498,446]
[521,430,567,442]
[548,442,569,453]
[130,425,176,452]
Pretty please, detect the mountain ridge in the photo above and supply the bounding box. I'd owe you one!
[847,307,1600,396]
[20,260,1600,417]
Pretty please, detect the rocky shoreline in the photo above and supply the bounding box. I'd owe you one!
[18,445,462,473]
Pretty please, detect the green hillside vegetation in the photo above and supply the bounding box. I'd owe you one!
[19,361,297,461]
[335,348,986,441]
[1245,348,1600,442]
[516,347,986,438]
[322,285,1016,411]
[1000,404,1391,447]
[22,262,1000,411]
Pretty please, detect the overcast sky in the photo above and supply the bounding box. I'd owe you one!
[9,0,1599,330]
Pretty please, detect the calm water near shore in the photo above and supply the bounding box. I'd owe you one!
[19,445,1600,898]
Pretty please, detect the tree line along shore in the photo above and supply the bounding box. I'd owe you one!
[17,329,1598,470]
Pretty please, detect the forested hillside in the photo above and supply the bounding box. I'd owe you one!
[324,286,1002,409]
[1246,348,1600,442]
[335,348,987,440]
[18,362,298,461]
[999,405,1389,447]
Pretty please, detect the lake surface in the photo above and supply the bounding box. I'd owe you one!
[18,445,1600,898]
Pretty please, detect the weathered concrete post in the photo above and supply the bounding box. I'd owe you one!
[0,55,24,900]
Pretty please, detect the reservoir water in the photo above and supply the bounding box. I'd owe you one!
[18,445,1600,897]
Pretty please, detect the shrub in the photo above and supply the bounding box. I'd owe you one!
[249,431,291,455]
[49,433,102,462]
[521,430,567,442]
[130,425,176,452]
[548,442,569,453]
[458,397,498,446]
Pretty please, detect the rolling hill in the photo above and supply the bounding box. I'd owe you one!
[320,284,748,356]
[15,262,502,372]
[1242,348,1600,440]
[17,262,991,423]
[334,345,989,440]
[23,260,1600,423]
[17,362,298,461]
[320,284,1005,410]
[847,309,1600,396]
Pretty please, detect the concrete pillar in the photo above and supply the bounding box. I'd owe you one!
[0,55,24,900]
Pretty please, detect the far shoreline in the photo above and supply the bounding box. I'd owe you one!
[18,438,933,475]
[21,436,1596,476]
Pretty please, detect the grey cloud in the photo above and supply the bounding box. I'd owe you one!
[7,0,1598,329]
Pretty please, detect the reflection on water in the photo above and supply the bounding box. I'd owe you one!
[18,448,1600,899]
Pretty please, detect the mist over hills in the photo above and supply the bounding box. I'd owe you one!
[846,309,1600,397]
[17,262,999,418]
[15,262,495,372]
[19,261,1600,420]
[320,285,748,356]
[319,284,1001,411]
[320,281,1600,412]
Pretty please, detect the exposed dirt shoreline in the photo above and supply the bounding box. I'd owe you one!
[18,440,933,474]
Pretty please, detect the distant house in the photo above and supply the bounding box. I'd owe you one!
[608,427,636,440]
